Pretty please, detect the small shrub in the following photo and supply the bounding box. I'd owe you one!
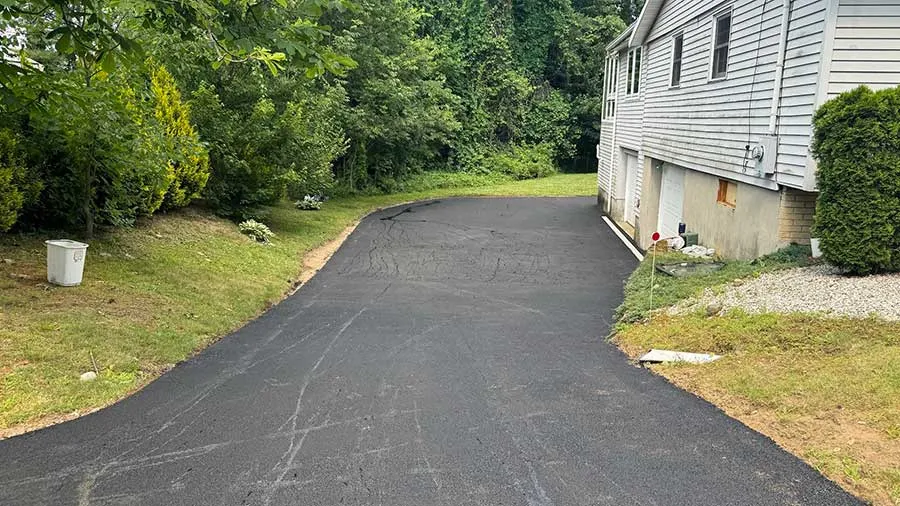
[485,143,557,180]
[238,219,275,244]
[811,85,900,274]
[296,195,323,211]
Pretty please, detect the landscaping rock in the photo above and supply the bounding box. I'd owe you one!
[705,302,723,317]
[672,265,900,321]
[80,371,98,382]
[2,258,13,264]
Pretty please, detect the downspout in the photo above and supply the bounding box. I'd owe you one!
[768,0,793,136]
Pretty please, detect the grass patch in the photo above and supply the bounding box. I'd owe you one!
[614,248,900,505]
[617,244,811,323]
[0,173,595,435]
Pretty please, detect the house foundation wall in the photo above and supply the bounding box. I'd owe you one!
[778,188,817,245]
[680,171,782,259]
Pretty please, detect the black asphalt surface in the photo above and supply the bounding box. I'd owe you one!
[0,198,859,506]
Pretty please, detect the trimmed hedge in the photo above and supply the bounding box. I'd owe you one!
[811,85,900,274]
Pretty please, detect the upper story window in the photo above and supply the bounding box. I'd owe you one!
[626,47,641,95]
[603,55,619,117]
[711,10,732,80]
[670,34,684,87]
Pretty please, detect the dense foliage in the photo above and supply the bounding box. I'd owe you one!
[2,0,635,235]
[812,85,900,275]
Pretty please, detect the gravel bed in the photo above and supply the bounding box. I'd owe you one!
[669,264,900,321]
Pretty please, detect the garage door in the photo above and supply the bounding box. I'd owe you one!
[657,164,685,240]
[623,152,639,226]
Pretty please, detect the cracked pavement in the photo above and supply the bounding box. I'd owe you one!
[0,198,860,505]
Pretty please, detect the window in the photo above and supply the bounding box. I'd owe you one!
[626,47,641,95]
[670,34,684,87]
[711,10,731,79]
[603,55,618,117]
[717,179,737,207]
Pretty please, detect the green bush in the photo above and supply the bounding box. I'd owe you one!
[192,75,347,220]
[25,73,173,234]
[0,129,42,231]
[485,143,557,180]
[238,219,275,243]
[295,195,323,210]
[150,63,210,210]
[811,85,900,274]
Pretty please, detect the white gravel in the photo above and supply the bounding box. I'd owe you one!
[670,264,900,321]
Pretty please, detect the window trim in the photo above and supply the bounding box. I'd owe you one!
[669,32,684,88]
[626,47,642,97]
[709,8,732,82]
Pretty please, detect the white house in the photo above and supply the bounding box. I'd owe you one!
[597,0,900,259]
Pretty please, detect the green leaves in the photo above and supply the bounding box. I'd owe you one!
[812,85,900,274]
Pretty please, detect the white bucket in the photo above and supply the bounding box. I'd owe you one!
[45,240,89,286]
[810,238,823,259]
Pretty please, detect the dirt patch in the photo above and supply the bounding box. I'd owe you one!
[0,406,105,440]
[291,222,359,294]
[628,357,900,505]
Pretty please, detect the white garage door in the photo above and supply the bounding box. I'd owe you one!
[623,152,639,226]
[657,164,685,240]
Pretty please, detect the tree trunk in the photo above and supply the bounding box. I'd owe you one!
[84,198,94,240]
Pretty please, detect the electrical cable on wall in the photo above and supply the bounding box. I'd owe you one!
[744,0,769,175]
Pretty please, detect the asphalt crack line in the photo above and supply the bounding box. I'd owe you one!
[264,307,367,505]
[412,400,442,492]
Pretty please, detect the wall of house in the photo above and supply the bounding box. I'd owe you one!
[597,121,615,210]
[777,188,817,244]
[827,0,900,97]
[681,170,784,259]
[777,0,829,188]
[639,0,828,192]
[614,48,645,224]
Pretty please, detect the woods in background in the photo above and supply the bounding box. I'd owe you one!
[1,0,637,235]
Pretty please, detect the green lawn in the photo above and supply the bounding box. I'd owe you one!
[613,252,900,506]
[0,173,595,436]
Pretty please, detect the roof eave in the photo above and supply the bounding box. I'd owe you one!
[606,25,635,52]
[628,0,665,47]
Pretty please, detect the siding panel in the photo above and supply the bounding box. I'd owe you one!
[640,0,824,190]
[828,0,900,97]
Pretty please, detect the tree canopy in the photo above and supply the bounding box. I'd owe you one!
[1,0,634,235]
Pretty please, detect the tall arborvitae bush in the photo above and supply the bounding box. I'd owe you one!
[0,129,42,232]
[811,85,900,274]
[150,64,210,210]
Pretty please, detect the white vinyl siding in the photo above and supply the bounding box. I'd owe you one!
[638,0,827,190]
[597,121,614,195]
[776,0,829,188]
[616,47,645,219]
[827,0,900,97]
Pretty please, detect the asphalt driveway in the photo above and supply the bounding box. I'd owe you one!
[0,198,859,505]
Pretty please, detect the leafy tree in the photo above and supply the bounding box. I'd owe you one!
[0,0,355,109]
[191,68,348,218]
[330,0,460,191]
[24,70,173,235]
